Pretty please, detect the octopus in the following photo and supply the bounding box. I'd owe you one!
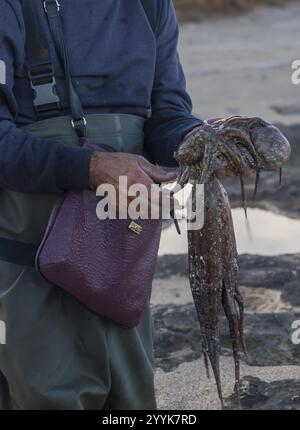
[174,116,291,408]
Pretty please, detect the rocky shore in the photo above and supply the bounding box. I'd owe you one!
[153,253,300,409]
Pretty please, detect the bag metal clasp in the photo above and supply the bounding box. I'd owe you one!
[128,222,143,235]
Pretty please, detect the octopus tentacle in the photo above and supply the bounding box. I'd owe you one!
[188,222,211,381]
[222,287,242,408]
[234,289,248,356]
[199,141,221,184]
[219,144,249,216]
[239,174,247,218]
[253,169,261,202]
[177,165,191,188]
[220,116,267,130]
[279,168,282,187]
[219,129,259,166]
[192,281,224,408]
[203,344,211,379]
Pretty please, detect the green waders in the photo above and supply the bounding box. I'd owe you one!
[0,114,156,410]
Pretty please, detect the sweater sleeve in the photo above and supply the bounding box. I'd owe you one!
[144,0,202,167]
[0,0,92,194]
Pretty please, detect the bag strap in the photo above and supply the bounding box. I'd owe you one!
[44,0,87,138]
[21,0,60,119]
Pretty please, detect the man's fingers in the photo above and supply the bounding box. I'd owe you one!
[145,167,177,183]
[138,158,177,183]
[126,171,181,218]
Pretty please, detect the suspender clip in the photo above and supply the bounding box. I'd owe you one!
[28,64,60,117]
[71,117,87,137]
[44,0,60,13]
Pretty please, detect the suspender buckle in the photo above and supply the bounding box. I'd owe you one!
[71,117,87,128]
[28,65,60,117]
[71,117,87,137]
[44,0,60,13]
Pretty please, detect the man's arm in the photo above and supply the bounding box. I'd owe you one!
[0,0,92,194]
[144,0,202,167]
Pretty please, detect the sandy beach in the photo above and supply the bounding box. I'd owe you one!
[178,2,300,125]
[156,359,300,410]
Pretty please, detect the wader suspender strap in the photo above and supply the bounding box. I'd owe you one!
[44,0,87,138]
[22,0,156,124]
[140,0,156,32]
[140,0,155,118]
[21,0,60,119]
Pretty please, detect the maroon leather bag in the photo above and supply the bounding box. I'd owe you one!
[36,139,162,328]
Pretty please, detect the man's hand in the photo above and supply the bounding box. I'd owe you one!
[89,152,177,209]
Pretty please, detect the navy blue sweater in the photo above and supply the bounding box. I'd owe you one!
[0,0,200,193]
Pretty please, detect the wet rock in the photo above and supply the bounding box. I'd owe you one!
[226,376,300,410]
[155,253,300,300]
[153,304,201,371]
[153,303,300,371]
[283,281,300,308]
[242,313,300,367]
[271,105,300,116]
[155,254,188,279]
[237,253,300,287]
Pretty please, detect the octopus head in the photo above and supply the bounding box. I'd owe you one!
[250,123,291,170]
